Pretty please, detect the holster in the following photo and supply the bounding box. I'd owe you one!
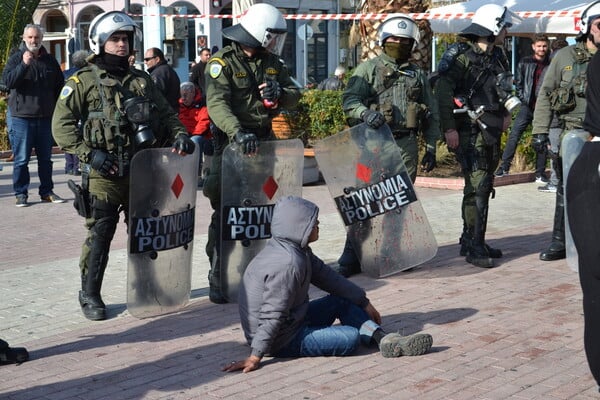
[68,178,91,218]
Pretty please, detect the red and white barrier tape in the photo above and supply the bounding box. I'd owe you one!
[131,10,583,20]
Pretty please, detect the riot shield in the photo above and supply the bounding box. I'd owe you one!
[221,139,304,302]
[562,129,588,272]
[127,148,200,318]
[314,123,438,278]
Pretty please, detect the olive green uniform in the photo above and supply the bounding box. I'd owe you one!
[52,61,187,302]
[531,41,594,259]
[343,52,441,181]
[434,41,512,266]
[203,42,300,302]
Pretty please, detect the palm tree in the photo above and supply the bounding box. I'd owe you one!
[352,0,433,70]
[0,0,40,71]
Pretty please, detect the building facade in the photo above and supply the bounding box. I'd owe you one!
[32,0,358,85]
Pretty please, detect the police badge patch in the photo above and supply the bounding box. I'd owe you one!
[59,86,73,100]
[208,58,225,79]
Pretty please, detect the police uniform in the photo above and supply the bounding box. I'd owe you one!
[343,52,441,181]
[435,41,512,266]
[52,60,188,317]
[203,41,301,302]
[531,41,593,261]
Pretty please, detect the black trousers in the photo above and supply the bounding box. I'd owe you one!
[566,141,600,386]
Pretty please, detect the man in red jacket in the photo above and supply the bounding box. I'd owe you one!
[178,81,213,186]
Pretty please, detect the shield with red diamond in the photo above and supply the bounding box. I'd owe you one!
[221,139,304,302]
[314,123,437,277]
[127,147,200,318]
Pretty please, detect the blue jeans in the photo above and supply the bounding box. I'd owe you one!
[500,105,547,175]
[10,116,54,197]
[274,295,379,357]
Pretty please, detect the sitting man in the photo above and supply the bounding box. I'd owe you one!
[223,196,433,373]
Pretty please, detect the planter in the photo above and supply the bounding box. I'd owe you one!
[272,114,294,139]
[303,148,320,185]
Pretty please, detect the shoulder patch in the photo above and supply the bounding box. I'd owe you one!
[59,86,74,100]
[209,62,223,79]
[209,57,226,66]
[67,75,80,84]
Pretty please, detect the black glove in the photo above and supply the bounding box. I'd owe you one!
[361,109,386,129]
[89,150,119,178]
[420,151,437,172]
[261,80,282,101]
[531,134,550,153]
[235,131,258,155]
[172,134,196,155]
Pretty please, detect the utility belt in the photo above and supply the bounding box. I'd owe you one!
[561,115,584,130]
[391,128,417,139]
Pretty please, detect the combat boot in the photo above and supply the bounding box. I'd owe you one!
[0,339,29,365]
[335,236,362,277]
[540,189,566,261]
[459,232,502,258]
[80,256,108,321]
[465,243,495,268]
[79,290,106,321]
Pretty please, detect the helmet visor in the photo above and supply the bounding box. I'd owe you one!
[497,7,522,31]
[262,29,287,56]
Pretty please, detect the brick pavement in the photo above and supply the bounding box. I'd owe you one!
[0,154,598,399]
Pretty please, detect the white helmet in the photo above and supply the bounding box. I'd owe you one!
[378,14,420,47]
[461,4,521,38]
[88,11,142,55]
[579,1,600,35]
[222,3,288,56]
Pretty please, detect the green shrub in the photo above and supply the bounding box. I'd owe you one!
[285,89,347,147]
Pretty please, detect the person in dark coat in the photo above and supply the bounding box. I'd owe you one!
[143,47,181,112]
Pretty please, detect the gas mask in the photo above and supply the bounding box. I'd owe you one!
[123,97,156,148]
[495,72,521,112]
[383,41,413,63]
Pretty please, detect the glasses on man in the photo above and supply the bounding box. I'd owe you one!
[144,57,155,62]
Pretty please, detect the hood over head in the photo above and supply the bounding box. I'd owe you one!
[270,196,319,248]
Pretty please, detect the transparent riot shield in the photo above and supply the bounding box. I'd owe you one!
[562,129,588,272]
[221,139,304,302]
[128,148,200,318]
[315,124,438,278]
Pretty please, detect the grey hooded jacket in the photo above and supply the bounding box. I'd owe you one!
[238,196,370,357]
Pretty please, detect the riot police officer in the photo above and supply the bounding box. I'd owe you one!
[336,14,441,277]
[531,2,599,262]
[567,3,600,388]
[203,3,301,303]
[52,11,195,321]
[434,4,521,268]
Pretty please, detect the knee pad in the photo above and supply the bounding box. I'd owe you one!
[90,197,120,240]
[476,174,493,198]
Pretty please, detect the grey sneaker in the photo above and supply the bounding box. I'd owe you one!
[41,192,65,203]
[538,183,557,193]
[15,195,28,207]
[379,332,433,358]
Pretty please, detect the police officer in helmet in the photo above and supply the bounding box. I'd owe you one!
[532,1,600,262]
[434,4,521,268]
[52,11,195,321]
[203,3,300,303]
[335,13,441,277]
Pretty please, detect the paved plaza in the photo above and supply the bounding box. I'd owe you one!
[0,154,598,399]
